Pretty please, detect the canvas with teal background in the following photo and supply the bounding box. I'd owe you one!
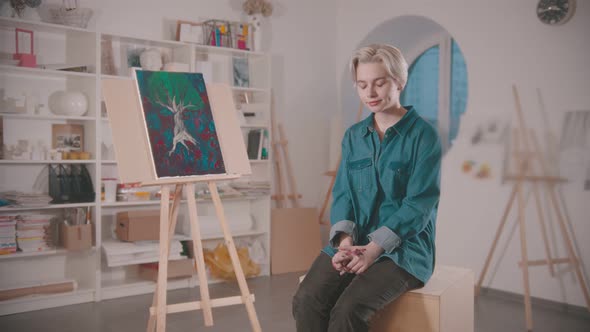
[135,70,226,178]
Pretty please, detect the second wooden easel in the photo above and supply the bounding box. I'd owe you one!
[318,101,364,223]
[145,177,262,332]
[475,85,590,331]
[270,92,302,208]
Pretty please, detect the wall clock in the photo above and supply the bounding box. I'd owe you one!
[537,0,576,25]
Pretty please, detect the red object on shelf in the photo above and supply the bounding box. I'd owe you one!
[237,38,246,50]
[13,28,37,68]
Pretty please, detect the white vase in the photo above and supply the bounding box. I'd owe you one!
[48,91,88,116]
[140,48,163,71]
[249,14,263,52]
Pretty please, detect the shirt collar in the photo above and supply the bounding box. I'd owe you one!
[359,105,419,137]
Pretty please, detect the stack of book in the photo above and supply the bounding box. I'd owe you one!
[0,191,53,207]
[0,215,17,255]
[231,181,271,197]
[102,239,184,267]
[16,214,54,253]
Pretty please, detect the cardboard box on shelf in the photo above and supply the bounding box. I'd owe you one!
[138,259,196,281]
[60,223,92,251]
[116,210,160,242]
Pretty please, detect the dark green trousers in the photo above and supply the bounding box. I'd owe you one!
[292,252,421,332]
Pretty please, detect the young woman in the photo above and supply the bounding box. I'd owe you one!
[292,44,442,332]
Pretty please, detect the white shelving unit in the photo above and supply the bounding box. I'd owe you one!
[0,16,272,314]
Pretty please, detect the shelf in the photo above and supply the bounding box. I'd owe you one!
[100,195,262,208]
[102,33,188,49]
[0,18,272,314]
[0,113,96,121]
[0,17,93,34]
[101,277,193,300]
[0,249,66,260]
[0,202,96,212]
[231,86,269,93]
[0,287,94,316]
[100,74,133,81]
[241,123,269,129]
[202,229,266,241]
[0,65,96,79]
[193,44,267,57]
[0,160,96,165]
[0,247,96,260]
[250,159,270,164]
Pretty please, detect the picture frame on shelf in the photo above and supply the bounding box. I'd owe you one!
[52,124,84,152]
[13,28,36,68]
[233,57,250,88]
[176,20,204,44]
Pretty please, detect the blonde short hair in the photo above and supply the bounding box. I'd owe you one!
[350,44,408,89]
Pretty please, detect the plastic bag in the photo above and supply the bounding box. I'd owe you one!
[204,243,260,280]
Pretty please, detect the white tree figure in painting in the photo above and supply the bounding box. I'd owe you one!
[146,72,205,156]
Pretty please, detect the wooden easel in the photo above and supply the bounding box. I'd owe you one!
[145,177,262,332]
[101,78,259,332]
[318,101,364,224]
[270,92,302,208]
[475,85,590,331]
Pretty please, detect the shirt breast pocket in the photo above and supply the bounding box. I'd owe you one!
[347,157,373,192]
[388,161,410,198]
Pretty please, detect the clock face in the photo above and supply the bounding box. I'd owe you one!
[537,0,576,25]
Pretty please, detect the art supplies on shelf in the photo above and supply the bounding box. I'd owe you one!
[176,19,253,51]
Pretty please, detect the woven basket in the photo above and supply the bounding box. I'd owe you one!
[49,7,93,29]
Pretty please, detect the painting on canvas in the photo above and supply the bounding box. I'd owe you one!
[135,70,226,178]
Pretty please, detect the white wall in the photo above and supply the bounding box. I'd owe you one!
[38,0,590,308]
[40,0,337,208]
[336,0,590,307]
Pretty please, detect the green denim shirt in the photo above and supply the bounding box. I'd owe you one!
[322,106,441,284]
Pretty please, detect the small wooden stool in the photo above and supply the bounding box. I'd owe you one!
[370,265,473,332]
[299,265,474,332]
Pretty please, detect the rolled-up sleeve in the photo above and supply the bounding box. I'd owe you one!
[367,226,401,253]
[329,220,357,248]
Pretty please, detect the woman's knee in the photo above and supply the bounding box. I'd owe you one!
[329,298,372,327]
[292,283,317,318]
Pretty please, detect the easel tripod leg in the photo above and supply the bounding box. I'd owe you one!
[208,181,262,332]
[156,185,171,332]
[147,184,183,332]
[186,183,214,326]
[531,182,555,276]
[476,185,517,295]
[546,185,590,310]
[516,182,534,331]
